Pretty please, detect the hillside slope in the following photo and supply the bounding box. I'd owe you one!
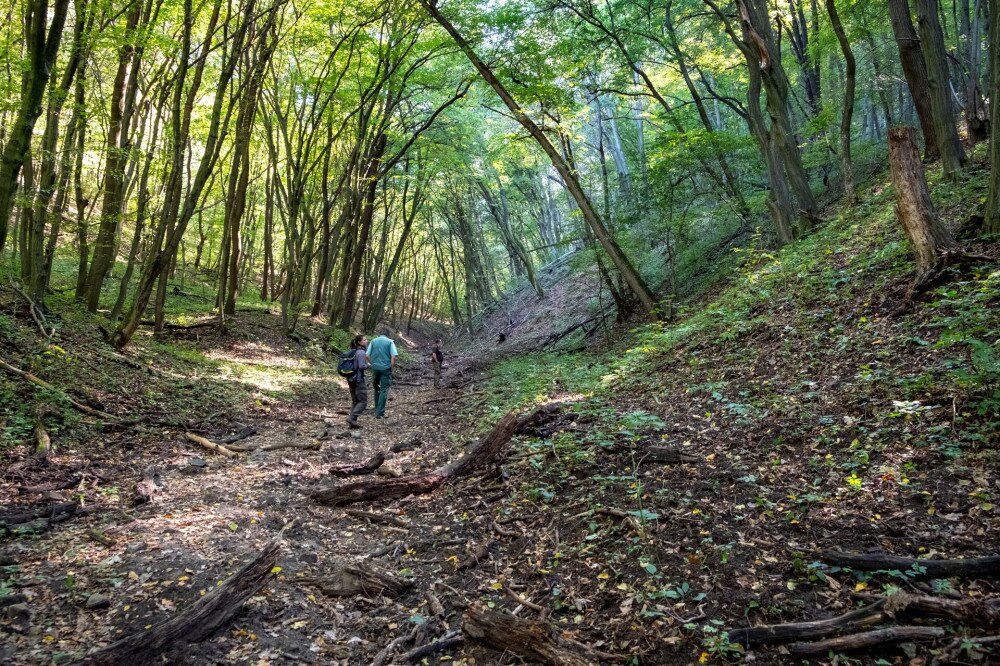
[454,160,1000,663]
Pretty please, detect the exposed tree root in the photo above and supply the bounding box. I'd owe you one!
[73,532,283,665]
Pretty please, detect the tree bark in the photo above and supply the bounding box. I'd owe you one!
[912,0,965,175]
[888,0,940,160]
[888,126,959,290]
[986,0,1000,234]
[0,0,72,253]
[826,0,856,204]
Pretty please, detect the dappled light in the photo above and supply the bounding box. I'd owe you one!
[0,0,999,664]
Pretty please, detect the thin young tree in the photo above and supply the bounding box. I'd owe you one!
[826,0,856,204]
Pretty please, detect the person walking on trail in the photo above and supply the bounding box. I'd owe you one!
[367,328,398,419]
[430,339,444,388]
[346,335,369,429]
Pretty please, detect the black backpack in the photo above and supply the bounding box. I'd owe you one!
[337,348,358,377]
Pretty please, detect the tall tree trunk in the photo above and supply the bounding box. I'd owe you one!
[986,0,1000,234]
[957,0,989,142]
[826,0,856,205]
[80,3,143,310]
[889,0,940,160]
[912,0,966,175]
[0,0,72,253]
[419,0,659,317]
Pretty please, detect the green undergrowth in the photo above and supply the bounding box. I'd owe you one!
[469,161,999,666]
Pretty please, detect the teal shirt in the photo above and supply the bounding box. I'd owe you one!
[367,335,398,370]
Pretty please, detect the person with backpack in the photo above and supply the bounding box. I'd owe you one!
[339,334,369,428]
[430,339,444,388]
[367,328,398,419]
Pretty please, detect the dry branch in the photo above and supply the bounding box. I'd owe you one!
[0,356,113,419]
[312,406,558,506]
[73,534,282,665]
[728,599,886,645]
[399,630,464,663]
[462,605,601,666]
[183,432,237,458]
[822,551,1000,578]
[330,452,385,477]
[729,592,1000,647]
[789,626,945,656]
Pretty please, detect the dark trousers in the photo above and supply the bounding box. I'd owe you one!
[349,376,368,420]
[371,367,392,417]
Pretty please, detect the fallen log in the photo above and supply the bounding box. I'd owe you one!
[391,437,423,453]
[219,426,258,445]
[462,604,600,666]
[789,626,945,656]
[313,406,557,506]
[18,475,81,494]
[822,551,1000,578]
[1,500,82,529]
[73,533,283,665]
[729,593,1000,647]
[330,452,385,478]
[0,356,114,419]
[728,599,887,645]
[183,432,236,458]
[305,562,411,598]
[884,592,1000,630]
[400,630,464,663]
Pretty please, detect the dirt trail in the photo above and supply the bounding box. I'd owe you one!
[0,320,512,665]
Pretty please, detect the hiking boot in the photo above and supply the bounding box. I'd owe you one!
[347,418,361,429]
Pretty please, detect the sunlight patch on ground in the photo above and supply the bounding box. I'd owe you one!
[203,342,310,369]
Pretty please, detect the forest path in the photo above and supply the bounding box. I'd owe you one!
[1,317,505,665]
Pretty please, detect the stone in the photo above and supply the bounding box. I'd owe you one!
[86,593,110,610]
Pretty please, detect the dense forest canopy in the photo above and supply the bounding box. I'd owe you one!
[0,0,997,342]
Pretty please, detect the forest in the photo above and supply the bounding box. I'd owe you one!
[0,0,999,664]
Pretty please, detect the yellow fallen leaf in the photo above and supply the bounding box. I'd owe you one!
[271,566,282,574]
[489,582,503,590]
[855,582,868,592]
[699,651,710,663]
[597,572,610,580]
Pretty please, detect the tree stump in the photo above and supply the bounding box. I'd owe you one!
[888,126,960,294]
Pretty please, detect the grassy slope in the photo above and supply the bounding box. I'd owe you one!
[469,161,999,663]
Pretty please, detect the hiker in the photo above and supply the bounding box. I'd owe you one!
[430,338,444,388]
[367,328,398,419]
[342,335,369,428]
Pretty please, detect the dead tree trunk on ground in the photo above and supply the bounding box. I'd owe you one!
[888,126,960,294]
[74,534,283,665]
[312,407,557,506]
[462,605,601,665]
